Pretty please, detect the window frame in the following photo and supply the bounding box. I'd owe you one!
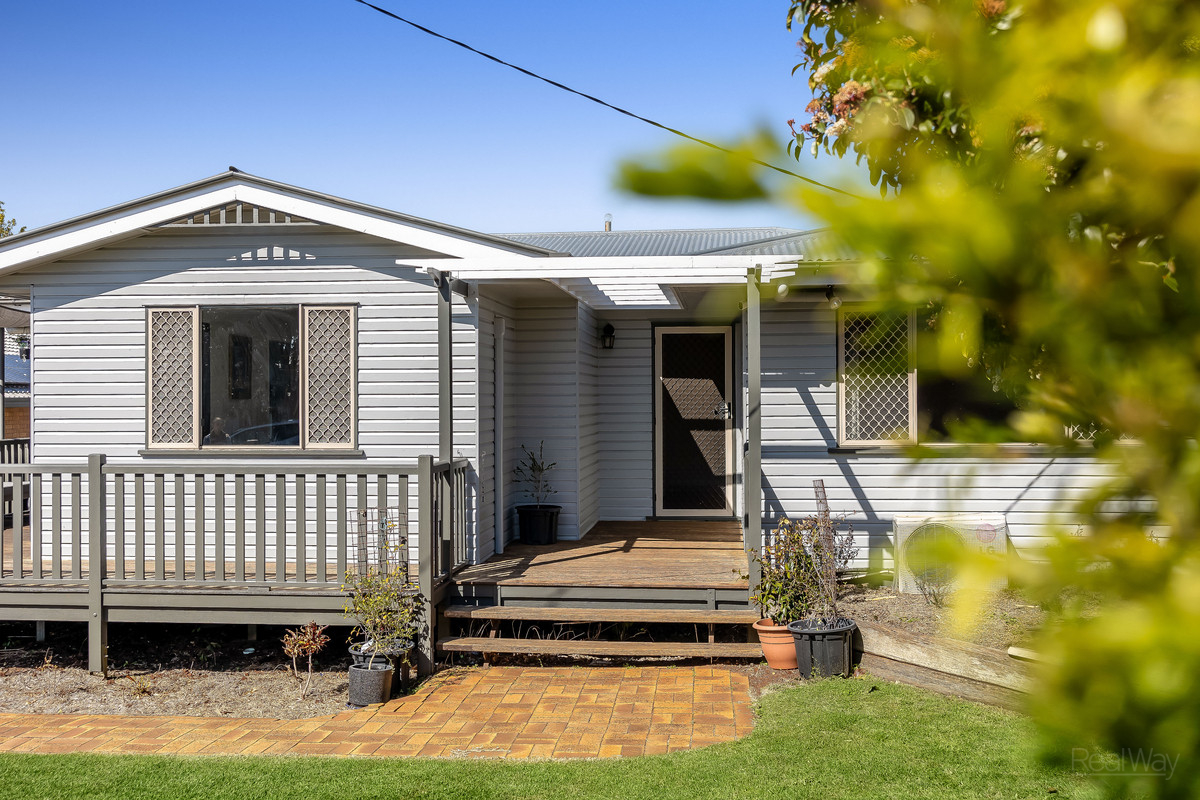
[836,307,917,447]
[144,304,358,453]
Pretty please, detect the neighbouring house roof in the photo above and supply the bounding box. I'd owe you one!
[3,338,30,397]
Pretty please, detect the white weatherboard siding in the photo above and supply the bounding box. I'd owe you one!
[3,225,482,564]
[756,304,1114,569]
[596,319,654,521]
[508,298,582,539]
[576,304,600,536]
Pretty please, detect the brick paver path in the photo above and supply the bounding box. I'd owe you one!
[0,666,754,759]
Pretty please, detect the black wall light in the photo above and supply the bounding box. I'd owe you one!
[600,323,616,349]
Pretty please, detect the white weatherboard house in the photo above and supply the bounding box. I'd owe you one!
[0,171,1110,672]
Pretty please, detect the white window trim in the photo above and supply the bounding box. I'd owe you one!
[144,304,358,453]
[836,307,916,447]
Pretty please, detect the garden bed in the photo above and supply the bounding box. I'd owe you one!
[0,622,359,719]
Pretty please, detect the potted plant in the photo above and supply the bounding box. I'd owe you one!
[342,543,423,707]
[749,512,858,673]
[748,516,813,669]
[783,510,859,678]
[513,441,561,545]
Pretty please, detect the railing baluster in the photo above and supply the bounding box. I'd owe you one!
[275,474,287,583]
[174,474,185,580]
[235,475,245,582]
[71,473,82,580]
[195,474,205,582]
[215,474,225,582]
[31,473,42,580]
[114,473,125,580]
[316,474,327,583]
[296,474,306,584]
[0,467,8,579]
[255,474,266,582]
[336,475,347,582]
[356,475,367,573]
[51,473,62,580]
[154,474,165,580]
[134,474,145,580]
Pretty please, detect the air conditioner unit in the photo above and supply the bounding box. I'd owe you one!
[893,514,1009,595]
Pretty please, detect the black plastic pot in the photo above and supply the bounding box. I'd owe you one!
[787,618,857,679]
[517,505,561,545]
[348,661,394,707]
[348,641,414,668]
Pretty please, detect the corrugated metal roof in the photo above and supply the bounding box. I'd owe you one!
[698,228,858,260]
[495,227,834,259]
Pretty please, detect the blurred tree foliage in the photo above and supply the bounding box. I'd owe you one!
[620,1,1200,796]
[0,202,22,238]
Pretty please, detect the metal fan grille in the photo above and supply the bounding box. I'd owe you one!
[901,523,966,591]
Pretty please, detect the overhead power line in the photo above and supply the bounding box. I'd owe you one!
[350,0,863,199]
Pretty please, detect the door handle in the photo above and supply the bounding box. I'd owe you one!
[714,402,732,420]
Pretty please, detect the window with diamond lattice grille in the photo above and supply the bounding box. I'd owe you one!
[303,306,356,448]
[145,305,356,450]
[838,310,915,445]
[147,308,200,447]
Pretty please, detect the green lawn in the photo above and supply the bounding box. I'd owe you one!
[0,678,1101,800]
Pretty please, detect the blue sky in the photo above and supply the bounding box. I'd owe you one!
[5,1,851,236]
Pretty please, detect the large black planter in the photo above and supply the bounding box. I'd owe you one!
[347,662,394,707]
[787,618,857,679]
[517,505,561,545]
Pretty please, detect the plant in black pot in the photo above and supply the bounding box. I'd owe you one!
[782,510,859,679]
[343,542,422,707]
[513,441,560,545]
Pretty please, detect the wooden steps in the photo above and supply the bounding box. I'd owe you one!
[443,604,759,625]
[439,604,763,662]
[438,637,763,659]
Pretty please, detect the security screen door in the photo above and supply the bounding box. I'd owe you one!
[654,326,734,516]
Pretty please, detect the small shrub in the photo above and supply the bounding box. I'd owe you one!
[282,621,330,699]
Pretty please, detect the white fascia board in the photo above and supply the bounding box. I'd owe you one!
[396,255,784,281]
[0,185,241,275]
[0,180,535,277]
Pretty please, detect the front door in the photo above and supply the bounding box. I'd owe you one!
[654,326,734,517]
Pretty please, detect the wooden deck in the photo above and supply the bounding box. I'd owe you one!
[454,520,748,590]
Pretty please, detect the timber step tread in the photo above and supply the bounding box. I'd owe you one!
[438,636,763,658]
[443,604,759,625]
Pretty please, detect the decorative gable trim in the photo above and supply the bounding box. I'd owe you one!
[158,202,316,227]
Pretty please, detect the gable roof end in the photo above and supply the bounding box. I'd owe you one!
[0,170,560,276]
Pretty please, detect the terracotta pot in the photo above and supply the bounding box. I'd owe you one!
[753,618,799,670]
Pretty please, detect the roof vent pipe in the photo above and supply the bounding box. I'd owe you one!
[603,213,613,232]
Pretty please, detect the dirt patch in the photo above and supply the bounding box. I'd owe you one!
[838,584,1045,650]
[0,622,378,719]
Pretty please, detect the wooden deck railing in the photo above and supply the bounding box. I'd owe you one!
[0,453,473,675]
[0,438,30,465]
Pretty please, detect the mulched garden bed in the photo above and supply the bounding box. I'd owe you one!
[0,622,362,719]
